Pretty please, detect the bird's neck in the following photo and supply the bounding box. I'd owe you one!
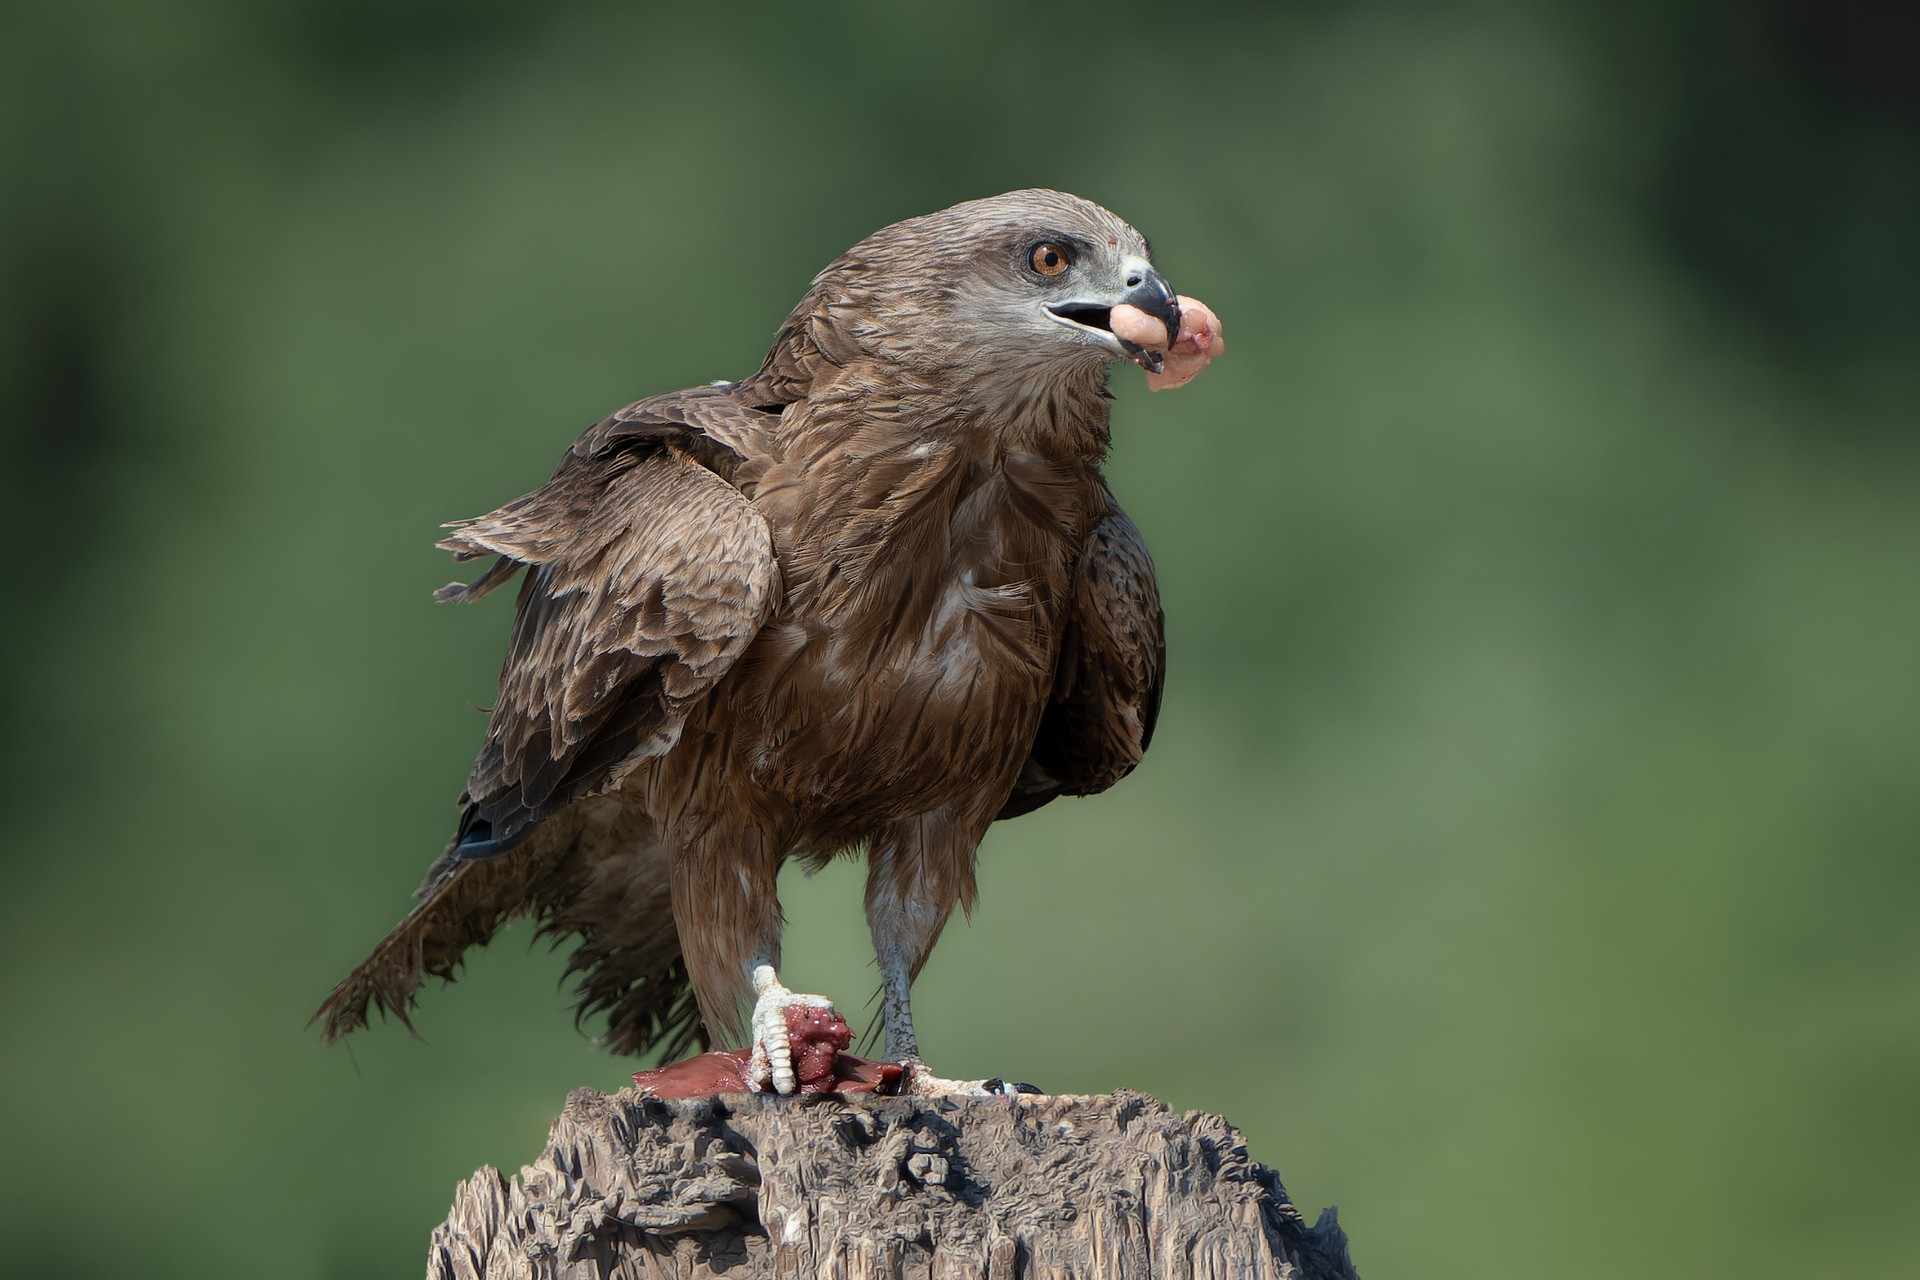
[983,363,1115,463]
[744,317,1117,467]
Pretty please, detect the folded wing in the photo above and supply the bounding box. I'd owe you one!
[999,505,1166,819]
[438,388,781,859]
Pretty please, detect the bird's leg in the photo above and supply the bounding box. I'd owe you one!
[866,838,959,1066]
[866,818,1031,1096]
[746,955,834,1095]
[873,924,928,1064]
[874,939,1028,1097]
[671,827,837,1095]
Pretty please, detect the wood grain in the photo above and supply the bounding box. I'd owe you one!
[431,1089,1358,1280]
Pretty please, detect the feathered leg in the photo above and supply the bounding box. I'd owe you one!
[865,830,968,1063]
[866,813,1028,1095]
[671,822,835,1094]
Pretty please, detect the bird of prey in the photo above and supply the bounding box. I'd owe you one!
[315,189,1225,1093]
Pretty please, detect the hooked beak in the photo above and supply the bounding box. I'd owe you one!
[1119,267,1181,347]
[1045,267,1183,375]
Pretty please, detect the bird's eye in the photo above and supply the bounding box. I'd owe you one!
[1029,242,1070,277]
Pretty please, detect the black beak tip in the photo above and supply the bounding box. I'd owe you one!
[1122,268,1181,348]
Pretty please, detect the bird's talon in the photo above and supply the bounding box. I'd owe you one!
[980,1077,1045,1098]
[905,1064,1044,1098]
[748,968,838,1095]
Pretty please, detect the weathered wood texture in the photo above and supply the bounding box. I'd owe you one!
[431,1087,1358,1280]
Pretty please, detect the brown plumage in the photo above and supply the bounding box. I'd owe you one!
[315,190,1186,1085]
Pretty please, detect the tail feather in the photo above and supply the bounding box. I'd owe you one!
[311,802,707,1059]
[539,833,709,1059]
[310,890,444,1043]
[310,850,548,1044]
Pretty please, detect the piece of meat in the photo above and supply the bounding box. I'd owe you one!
[631,1004,906,1098]
[1112,296,1225,391]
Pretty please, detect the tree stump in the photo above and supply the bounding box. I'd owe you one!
[431,1087,1359,1279]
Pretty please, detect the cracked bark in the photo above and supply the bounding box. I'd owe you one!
[429,1087,1359,1279]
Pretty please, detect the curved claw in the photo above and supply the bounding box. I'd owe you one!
[981,1077,1045,1097]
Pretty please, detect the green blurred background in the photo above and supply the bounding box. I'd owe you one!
[3,1,1915,1275]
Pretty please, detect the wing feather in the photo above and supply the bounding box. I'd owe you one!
[999,505,1165,820]
[441,393,780,855]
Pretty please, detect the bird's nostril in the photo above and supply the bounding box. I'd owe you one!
[1126,275,1142,287]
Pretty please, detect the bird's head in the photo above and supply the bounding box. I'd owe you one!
[813,189,1181,383]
